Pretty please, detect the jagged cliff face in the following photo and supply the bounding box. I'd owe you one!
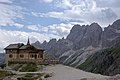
[42,38,73,58]
[67,23,102,50]
[33,19,120,67]
[102,19,120,47]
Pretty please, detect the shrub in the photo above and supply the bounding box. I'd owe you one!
[20,63,37,72]
[25,73,33,77]
[13,64,23,71]
[80,78,87,80]
[17,73,44,80]
[0,70,15,79]
[44,74,52,78]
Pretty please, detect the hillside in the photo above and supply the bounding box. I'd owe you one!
[77,46,120,76]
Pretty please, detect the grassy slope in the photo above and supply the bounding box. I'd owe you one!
[77,46,120,76]
[0,70,15,79]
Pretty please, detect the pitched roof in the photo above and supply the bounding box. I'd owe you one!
[19,44,44,51]
[5,39,45,51]
[5,43,24,49]
[19,45,30,49]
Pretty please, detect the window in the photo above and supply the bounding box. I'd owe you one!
[38,54,43,58]
[9,54,13,58]
[38,55,41,58]
[30,54,37,59]
[20,54,24,58]
[10,50,13,52]
[30,54,34,58]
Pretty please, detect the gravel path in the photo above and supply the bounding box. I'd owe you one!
[44,64,108,80]
[3,64,117,80]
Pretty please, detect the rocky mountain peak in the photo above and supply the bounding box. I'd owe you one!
[32,41,41,46]
[110,19,120,30]
[66,24,88,42]
[90,23,101,29]
[102,19,120,47]
[34,41,41,44]
[33,19,120,68]
[69,25,82,34]
[48,39,57,45]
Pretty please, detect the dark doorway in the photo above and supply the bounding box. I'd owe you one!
[35,54,37,59]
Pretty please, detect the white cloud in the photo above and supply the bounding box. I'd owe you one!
[14,23,24,28]
[35,0,119,27]
[0,0,12,3]
[27,25,39,31]
[96,0,120,8]
[33,0,98,21]
[42,27,49,32]
[26,23,73,39]
[69,21,89,25]
[55,0,72,9]
[40,0,53,3]
[27,24,49,32]
[47,23,73,37]
[0,0,25,27]
[54,0,96,10]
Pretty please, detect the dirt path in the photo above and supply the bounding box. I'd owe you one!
[44,64,108,80]
[2,64,109,80]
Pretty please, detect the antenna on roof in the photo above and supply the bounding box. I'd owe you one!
[27,37,30,45]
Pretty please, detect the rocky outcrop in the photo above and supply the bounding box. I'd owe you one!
[102,19,120,48]
[67,23,102,50]
[39,38,72,59]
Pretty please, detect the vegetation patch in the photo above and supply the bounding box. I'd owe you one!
[20,63,37,72]
[80,78,87,80]
[8,62,47,72]
[0,70,15,79]
[17,73,44,80]
[8,61,36,66]
[44,73,52,78]
[13,64,23,71]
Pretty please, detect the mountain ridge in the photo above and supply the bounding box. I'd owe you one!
[33,19,120,69]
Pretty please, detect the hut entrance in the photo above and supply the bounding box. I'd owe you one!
[35,55,37,59]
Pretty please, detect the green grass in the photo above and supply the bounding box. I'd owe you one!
[13,64,23,71]
[17,73,44,80]
[20,63,37,72]
[0,70,15,79]
[111,47,120,58]
[77,55,94,71]
[78,58,91,69]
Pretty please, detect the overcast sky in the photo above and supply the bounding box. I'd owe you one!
[0,0,120,52]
